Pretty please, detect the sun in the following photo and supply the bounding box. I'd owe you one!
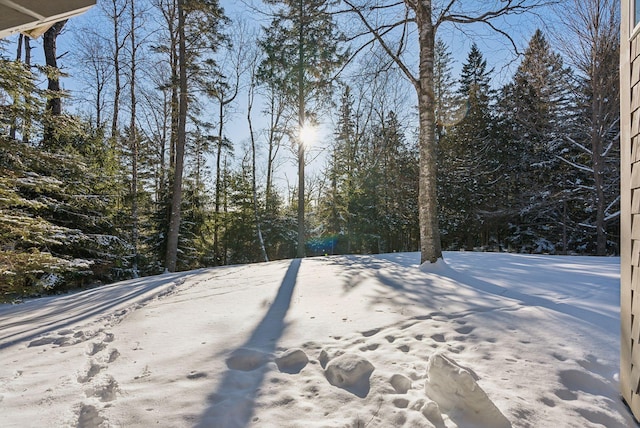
[299,123,317,147]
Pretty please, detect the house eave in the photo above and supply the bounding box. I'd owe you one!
[0,1,96,39]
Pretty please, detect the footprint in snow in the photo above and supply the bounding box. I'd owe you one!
[397,344,410,353]
[361,328,381,337]
[187,371,208,380]
[77,361,104,384]
[431,334,446,343]
[87,341,107,356]
[454,325,475,335]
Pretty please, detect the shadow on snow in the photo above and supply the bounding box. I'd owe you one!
[196,258,300,428]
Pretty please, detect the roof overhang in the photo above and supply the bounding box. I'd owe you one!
[0,0,96,39]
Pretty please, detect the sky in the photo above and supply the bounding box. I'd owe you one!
[0,0,565,194]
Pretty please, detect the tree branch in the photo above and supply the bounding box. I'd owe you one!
[343,0,418,88]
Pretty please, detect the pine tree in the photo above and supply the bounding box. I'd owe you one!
[164,0,226,271]
[438,44,498,250]
[259,0,346,257]
[0,132,129,301]
[318,85,358,254]
[433,38,459,142]
[0,56,42,138]
[498,30,575,253]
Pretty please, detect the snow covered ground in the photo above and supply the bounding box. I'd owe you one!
[0,251,635,427]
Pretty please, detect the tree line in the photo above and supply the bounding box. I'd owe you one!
[0,0,619,300]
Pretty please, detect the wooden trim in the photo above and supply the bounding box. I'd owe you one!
[622,0,637,419]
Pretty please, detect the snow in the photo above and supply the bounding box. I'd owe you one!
[0,251,634,427]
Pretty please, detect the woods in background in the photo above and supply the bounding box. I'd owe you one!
[0,0,619,300]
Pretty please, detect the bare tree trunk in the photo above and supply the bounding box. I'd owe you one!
[265,89,285,211]
[43,20,67,144]
[212,69,240,265]
[214,100,224,264]
[129,0,139,277]
[170,26,178,170]
[9,35,23,140]
[296,0,306,258]
[266,96,275,208]
[247,72,269,262]
[165,0,188,272]
[21,36,32,143]
[416,2,442,263]
[159,88,169,200]
[106,0,126,144]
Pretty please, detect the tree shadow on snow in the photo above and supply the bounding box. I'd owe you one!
[0,272,190,349]
[327,252,617,333]
[195,258,300,428]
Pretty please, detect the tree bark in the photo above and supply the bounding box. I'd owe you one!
[43,20,67,144]
[129,0,139,277]
[416,1,442,263]
[22,36,31,143]
[9,35,22,139]
[214,100,224,264]
[296,0,306,258]
[165,0,188,272]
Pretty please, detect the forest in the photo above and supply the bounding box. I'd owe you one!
[0,0,620,300]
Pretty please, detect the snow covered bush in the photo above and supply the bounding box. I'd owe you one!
[0,137,130,300]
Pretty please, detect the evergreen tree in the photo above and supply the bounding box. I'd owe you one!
[318,85,358,253]
[0,56,42,138]
[498,30,575,253]
[164,0,227,271]
[0,133,129,301]
[321,103,419,255]
[438,44,498,250]
[433,38,460,141]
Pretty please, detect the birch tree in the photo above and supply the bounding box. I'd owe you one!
[344,0,557,263]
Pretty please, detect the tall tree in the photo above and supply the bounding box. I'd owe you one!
[259,0,346,258]
[204,22,241,265]
[344,0,556,263]
[557,0,620,255]
[165,0,188,272]
[127,0,146,276]
[103,0,128,143]
[498,30,574,252]
[439,44,497,250]
[164,0,226,271]
[247,50,269,262]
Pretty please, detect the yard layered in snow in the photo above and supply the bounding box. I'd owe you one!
[0,252,634,427]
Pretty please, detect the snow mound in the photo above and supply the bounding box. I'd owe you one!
[425,352,511,427]
[275,348,308,374]
[324,353,374,398]
[390,373,412,394]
